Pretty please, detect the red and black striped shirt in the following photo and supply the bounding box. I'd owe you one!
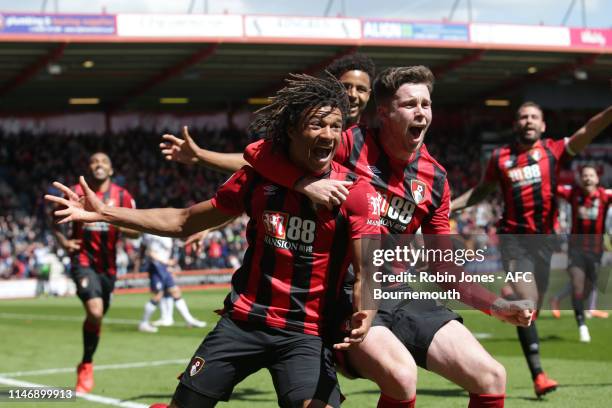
[557,184,611,254]
[245,124,451,235]
[211,163,380,336]
[484,138,572,234]
[244,126,499,312]
[71,182,135,276]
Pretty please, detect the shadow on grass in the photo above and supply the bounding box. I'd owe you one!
[348,387,467,398]
[508,382,612,402]
[480,334,565,343]
[124,387,276,403]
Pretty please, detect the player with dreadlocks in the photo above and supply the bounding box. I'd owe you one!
[46,73,381,408]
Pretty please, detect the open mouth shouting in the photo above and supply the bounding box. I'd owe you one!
[408,124,427,143]
[311,144,335,164]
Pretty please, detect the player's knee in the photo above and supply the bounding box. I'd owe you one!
[86,309,104,323]
[477,360,506,394]
[379,365,417,400]
[301,399,331,408]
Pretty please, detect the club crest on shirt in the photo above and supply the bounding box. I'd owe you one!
[410,180,427,205]
[262,211,288,239]
[529,150,542,162]
[504,159,514,169]
[106,199,115,207]
[189,356,205,377]
[80,277,88,289]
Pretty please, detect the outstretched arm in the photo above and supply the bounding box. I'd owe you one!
[451,180,498,212]
[45,177,234,239]
[160,126,247,173]
[567,106,612,155]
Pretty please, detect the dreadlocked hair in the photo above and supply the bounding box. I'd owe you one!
[249,72,349,152]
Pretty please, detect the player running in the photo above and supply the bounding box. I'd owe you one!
[49,152,139,393]
[47,73,380,408]
[556,165,611,342]
[138,233,206,333]
[452,102,612,396]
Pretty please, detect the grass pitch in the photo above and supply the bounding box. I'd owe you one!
[1,288,611,407]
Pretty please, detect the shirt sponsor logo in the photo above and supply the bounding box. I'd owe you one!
[262,211,288,239]
[372,190,417,233]
[507,163,542,186]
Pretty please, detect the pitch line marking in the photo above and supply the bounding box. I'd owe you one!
[0,376,149,408]
[0,312,191,327]
[0,359,187,377]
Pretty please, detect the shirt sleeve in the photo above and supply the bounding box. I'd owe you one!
[122,189,136,209]
[210,166,253,216]
[548,138,574,161]
[422,179,451,234]
[341,178,381,239]
[482,150,500,184]
[557,184,572,200]
[333,127,354,165]
[243,139,305,188]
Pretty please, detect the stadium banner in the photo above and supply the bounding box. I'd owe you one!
[115,268,234,291]
[0,278,38,299]
[363,20,469,42]
[116,14,243,37]
[245,15,361,39]
[470,23,571,47]
[359,234,611,311]
[570,28,612,49]
[0,13,116,35]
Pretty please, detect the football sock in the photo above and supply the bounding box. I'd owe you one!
[160,296,173,322]
[175,298,196,322]
[468,393,505,408]
[82,319,101,363]
[517,324,542,380]
[377,393,416,407]
[572,293,585,327]
[142,300,158,323]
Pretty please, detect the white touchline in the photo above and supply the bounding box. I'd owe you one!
[0,359,187,377]
[0,376,149,408]
[0,312,191,327]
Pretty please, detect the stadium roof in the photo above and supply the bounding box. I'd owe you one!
[0,13,610,114]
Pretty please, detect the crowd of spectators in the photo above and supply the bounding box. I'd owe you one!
[1,108,609,280]
[0,126,253,279]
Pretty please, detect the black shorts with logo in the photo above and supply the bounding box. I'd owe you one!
[71,266,115,313]
[371,297,462,369]
[176,316,342,407]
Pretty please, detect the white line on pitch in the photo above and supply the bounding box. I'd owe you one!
[0,376,149,408]
[0,312,190,327]
[473,332,493,339]
[0,359,187,377]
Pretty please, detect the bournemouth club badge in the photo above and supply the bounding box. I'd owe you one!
[529,149,542,162]
[189,357,205,377]
[410,180,427,205]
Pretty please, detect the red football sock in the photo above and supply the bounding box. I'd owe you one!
[377,393,416,407]
[468,393,505,408]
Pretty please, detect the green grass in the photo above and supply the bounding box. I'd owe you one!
[1,289,611,407]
